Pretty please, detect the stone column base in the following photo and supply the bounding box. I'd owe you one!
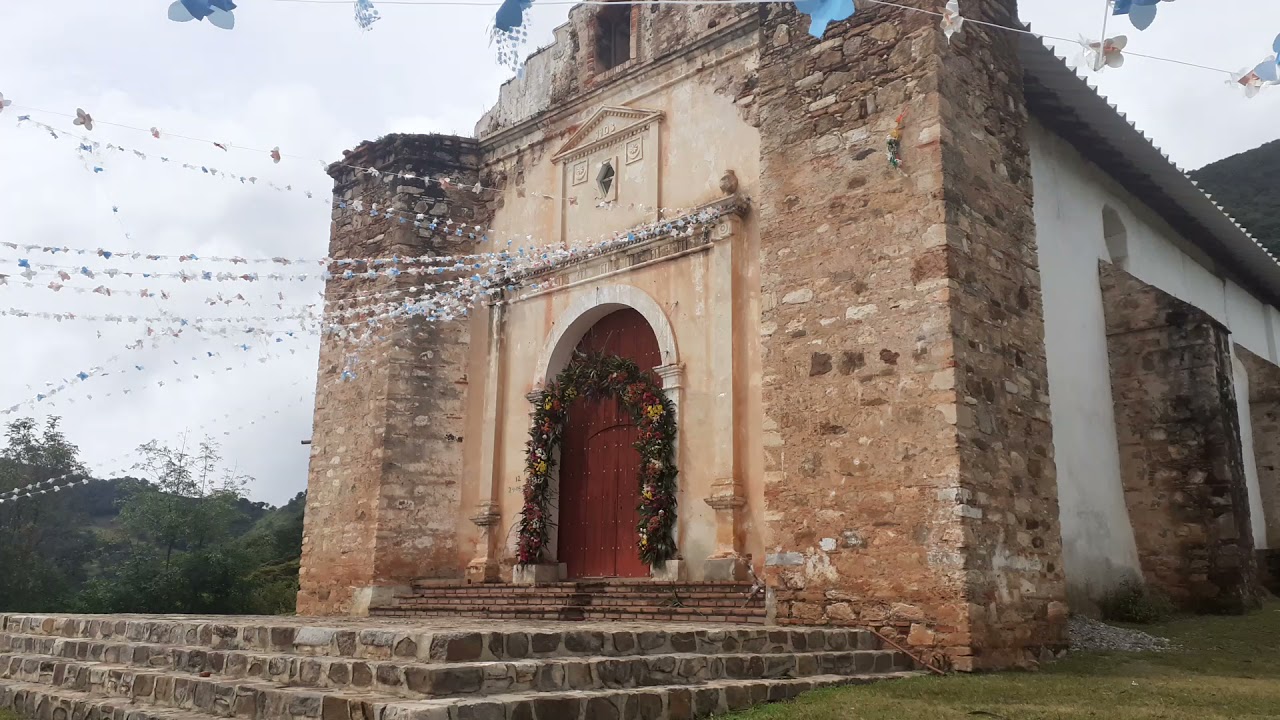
[704,555,750,582]
[465,558,501,584]
[651,560,687,581]
[513,564,564,585]
[350,584,410,617]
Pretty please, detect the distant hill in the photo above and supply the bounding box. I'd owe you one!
[1190,141,1280,254]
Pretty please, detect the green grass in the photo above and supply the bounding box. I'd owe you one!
[727,602,1280,720]
[0,710,18,720]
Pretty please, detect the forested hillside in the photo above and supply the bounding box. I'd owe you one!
[1191,140,1280,253]
[0,418,304,615]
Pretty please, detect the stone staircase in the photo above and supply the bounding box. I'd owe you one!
[0,614,919,720]
[375,582,767,624]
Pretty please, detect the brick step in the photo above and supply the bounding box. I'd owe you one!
[0,670,921,720]
[371,606,769,624]
[394,589,762,599]
[0,647,911,701]
[409,582,756,595]
[391,594,765,607]
[0,620,873,662]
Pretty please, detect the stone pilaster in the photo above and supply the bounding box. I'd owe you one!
[756,0,1065,669]
[467,300,508,583]
[297,134,485,615]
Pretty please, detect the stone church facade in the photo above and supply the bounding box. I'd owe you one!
[298,0,1280,670]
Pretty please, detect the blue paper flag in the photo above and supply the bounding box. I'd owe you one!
[494,0,533,34]
[169,0,236,29]
[1113,0,1163,31]
[795,0,855,38]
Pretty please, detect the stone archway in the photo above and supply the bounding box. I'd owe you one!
[535,284,678,387]
[526,284,685,580]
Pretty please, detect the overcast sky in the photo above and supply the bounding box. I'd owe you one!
[0,1,1276,505]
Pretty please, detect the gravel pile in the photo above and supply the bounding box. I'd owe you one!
[1068,615,1177,652]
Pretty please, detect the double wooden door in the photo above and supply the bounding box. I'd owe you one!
[558,309,662,579]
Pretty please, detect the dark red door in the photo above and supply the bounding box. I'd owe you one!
[558,309,662,579]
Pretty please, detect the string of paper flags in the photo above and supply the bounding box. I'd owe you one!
[2,333,313,418]
[12,110,706,220]
[1,272,324,308]
[0,307,318,330]
[216,0,1271,84]
[321,204,728,342]
[14,343,314,418]
[14,118,330,201]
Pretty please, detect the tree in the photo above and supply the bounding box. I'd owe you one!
[0,418,97,611]
[80,437,258,614]
[0,423,306,616]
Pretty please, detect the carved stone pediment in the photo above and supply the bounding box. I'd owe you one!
[552,106,664,165]
[552,106,665,243]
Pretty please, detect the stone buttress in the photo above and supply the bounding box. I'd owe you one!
[297,135,488,616]
[755,0,1067,670]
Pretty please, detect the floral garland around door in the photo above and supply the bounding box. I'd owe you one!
[517,351,678,567]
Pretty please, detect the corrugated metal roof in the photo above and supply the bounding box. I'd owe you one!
[1018,32,1280,307]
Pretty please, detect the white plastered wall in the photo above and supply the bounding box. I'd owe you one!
[1030,120,1278,607]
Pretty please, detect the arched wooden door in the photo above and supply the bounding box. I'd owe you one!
[558,309,663,579]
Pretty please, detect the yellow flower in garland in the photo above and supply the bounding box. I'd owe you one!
[565,386,578,401]
[544,398,553,410]
[536,461,548,474]
[645,404,664,420]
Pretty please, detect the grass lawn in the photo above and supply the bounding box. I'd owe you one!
[728,601,1280,720]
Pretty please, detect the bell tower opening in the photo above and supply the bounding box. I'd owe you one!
[595,4,632,72]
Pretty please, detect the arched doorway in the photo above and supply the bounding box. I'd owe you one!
[558,308,661,578]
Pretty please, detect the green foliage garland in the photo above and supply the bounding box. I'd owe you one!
[517,352,678,567]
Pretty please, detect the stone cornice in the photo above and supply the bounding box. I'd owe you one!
[506,195,748,292]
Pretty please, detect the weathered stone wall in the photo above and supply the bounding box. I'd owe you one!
[755,0,1065,670]
[1100,262,1261,613]
[298,135,486,615]
[1234,345,1280,593]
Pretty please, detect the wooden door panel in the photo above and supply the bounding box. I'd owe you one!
[556,309,663,579]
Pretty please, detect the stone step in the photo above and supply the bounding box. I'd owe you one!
[1,618,862,662]
[0,646,910,700]
[0,679,211,720]
[0,669,920,720]
[370,606,768,625]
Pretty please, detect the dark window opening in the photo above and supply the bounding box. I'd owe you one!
[596,160,615,197]
[596,5,632,71]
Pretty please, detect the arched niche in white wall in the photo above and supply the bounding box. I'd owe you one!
[1103,205,1130,271]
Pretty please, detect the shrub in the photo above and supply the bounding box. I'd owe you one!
[1098,580,1176,624]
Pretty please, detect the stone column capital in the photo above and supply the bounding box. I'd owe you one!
[654,363,684,390]
[470,501,501,528]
